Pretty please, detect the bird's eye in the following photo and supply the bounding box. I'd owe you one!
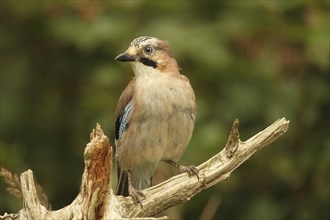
[144,46,153,55]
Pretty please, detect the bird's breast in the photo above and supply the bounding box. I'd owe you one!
[117,73,195,170]
[134,73,195,116]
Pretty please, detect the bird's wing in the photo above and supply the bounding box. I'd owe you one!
[115,100,133,140]
[115,78,135,196]
[115,78,135,140]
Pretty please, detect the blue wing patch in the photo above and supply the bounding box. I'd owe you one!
[116,101,133,140]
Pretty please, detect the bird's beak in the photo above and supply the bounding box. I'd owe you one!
[115,52,138,62]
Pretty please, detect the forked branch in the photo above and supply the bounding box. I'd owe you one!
[0,118,289,220]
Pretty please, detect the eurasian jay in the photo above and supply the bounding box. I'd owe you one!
[114,36,198,202]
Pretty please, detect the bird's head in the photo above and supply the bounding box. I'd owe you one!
[115,36,179,76]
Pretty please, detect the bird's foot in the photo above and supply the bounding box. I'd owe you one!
[166,160,199,180]
[126,170,146,203]
[128,184,146,203]
[179,165,199,178]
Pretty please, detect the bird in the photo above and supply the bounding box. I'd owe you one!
[114,36,198,202]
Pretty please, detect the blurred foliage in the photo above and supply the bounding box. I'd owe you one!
[0,1,329,220]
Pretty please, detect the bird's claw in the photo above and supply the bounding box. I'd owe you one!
[129,186,146,203]
[180,165,199,180]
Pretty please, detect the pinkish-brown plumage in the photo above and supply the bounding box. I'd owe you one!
[114,36,197,202]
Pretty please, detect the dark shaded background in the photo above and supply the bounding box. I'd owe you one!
[1,1,329,220]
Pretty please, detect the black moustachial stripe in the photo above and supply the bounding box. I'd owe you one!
[140,57,157,68]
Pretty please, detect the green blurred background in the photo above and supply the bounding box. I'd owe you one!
[0,1,329,219]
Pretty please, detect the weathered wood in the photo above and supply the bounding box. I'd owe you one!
[0,118,289,220]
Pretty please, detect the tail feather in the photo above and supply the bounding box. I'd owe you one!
[117,167,129,196]
[116,165,153,196]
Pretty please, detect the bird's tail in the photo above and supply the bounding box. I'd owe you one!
[116,166,152,196]
[116,168,129,196]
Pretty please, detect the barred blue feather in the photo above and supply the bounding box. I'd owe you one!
[117,101,132,140]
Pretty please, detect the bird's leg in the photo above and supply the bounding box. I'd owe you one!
[165,160,199,179]
[127,170,146,203]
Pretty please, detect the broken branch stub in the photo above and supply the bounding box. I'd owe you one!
[1,118,289,219]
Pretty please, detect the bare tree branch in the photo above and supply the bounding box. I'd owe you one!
[0,118,289,220]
